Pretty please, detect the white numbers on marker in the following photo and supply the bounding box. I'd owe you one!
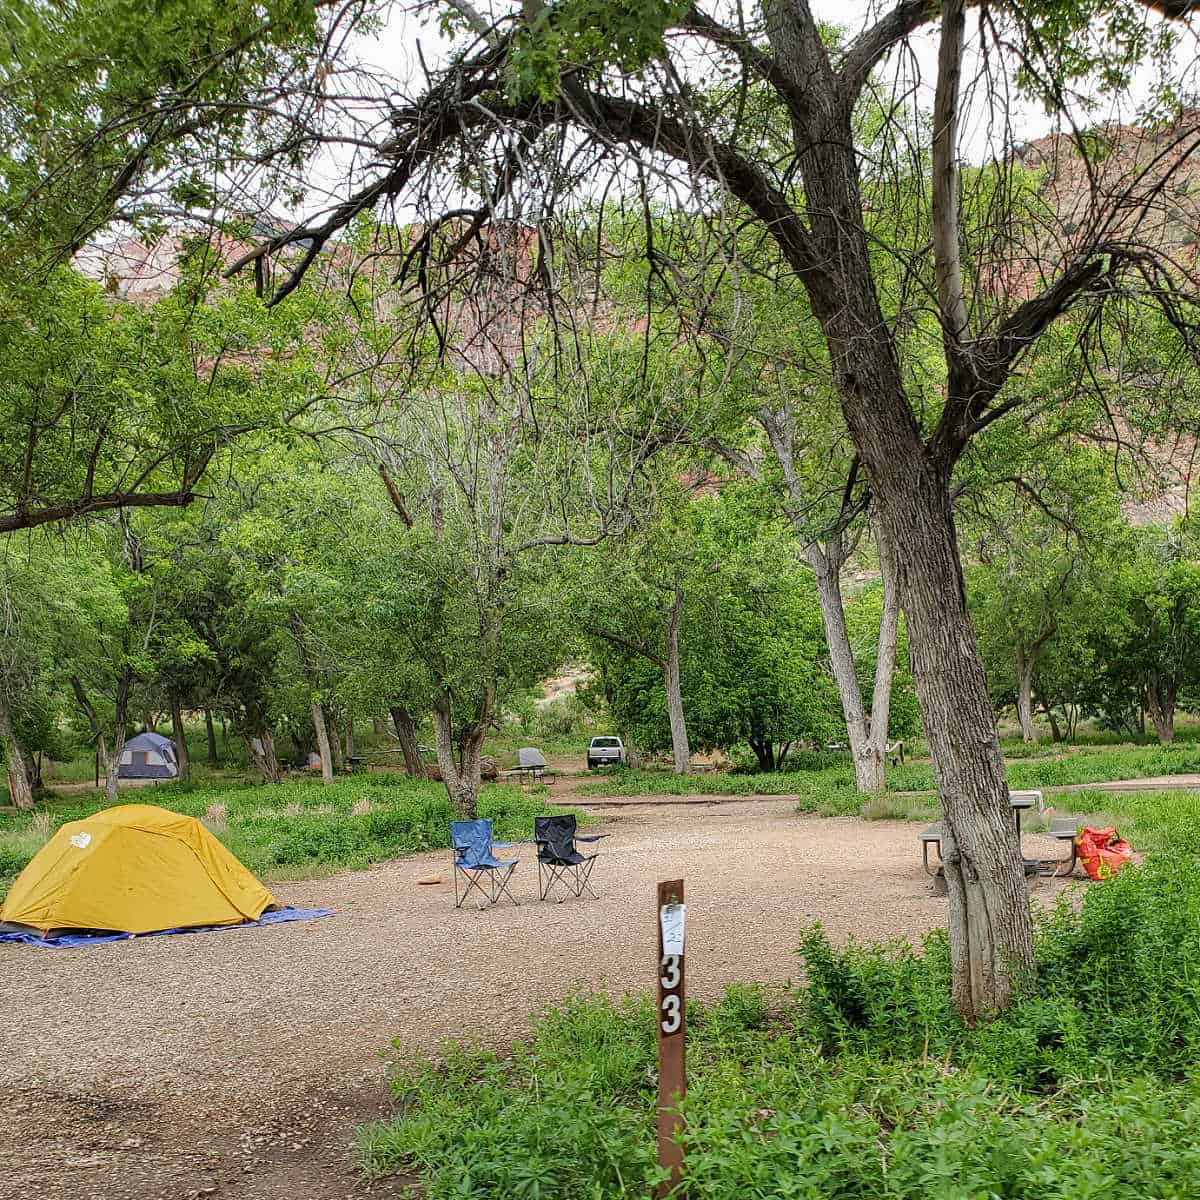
[660,955,680,990]
[659,954,682,1034]
[660,993,681,1034]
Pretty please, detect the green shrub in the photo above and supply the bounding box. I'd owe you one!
[362,859,1200,1198]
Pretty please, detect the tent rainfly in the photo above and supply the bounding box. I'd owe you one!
[118,732,179,780]
[0,804,276,935]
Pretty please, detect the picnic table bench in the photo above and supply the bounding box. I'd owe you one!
[920,791,1079,878]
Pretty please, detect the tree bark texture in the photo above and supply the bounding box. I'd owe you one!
[0,691,34,810]
[205,708,219,766]
[781,80,1033,1020]
[864,523,902,785]
[390,705,425,776]
[433,694,484,818]
[246,730,281,783]
[664,586,691,774]
[1146,675,1177,744]
[170,695,191,782]
[871,467,1034,1021]
[311,702,335,784]
[1015,648,1037,744]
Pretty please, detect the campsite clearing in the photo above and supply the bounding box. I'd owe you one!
[0,799,1079,1200]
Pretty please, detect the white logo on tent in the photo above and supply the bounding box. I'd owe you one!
[70,832,92,849]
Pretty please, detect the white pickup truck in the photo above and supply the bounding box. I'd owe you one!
[586,735,628,769]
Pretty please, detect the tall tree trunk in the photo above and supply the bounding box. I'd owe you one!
[432,694,484,817]
[0,690,34,811]
[70,675,110,795]
[327,709,346,774]
[807,539,873,780]
[205,709,219,766]
[103,669,132,805]
[311,702,335,784]
[871,468,1034,1023]
[863,520,901,787]
[805,530,898,794]
[170,695,191,782]
[759,0,1032,1020]
[390,705,424,776]
[1015,648,1037,744]
[749,737,775,772]
[1036,687,1062,743]
[1146,676,1177,744]
[344,719,355,762]
[663,586,690,774]
[246,730,281,783]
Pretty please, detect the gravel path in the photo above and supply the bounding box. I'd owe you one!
[1,797,1079,1200]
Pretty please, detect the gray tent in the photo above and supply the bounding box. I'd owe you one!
[118,732,180,780]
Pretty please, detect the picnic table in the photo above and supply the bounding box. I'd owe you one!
[511,747,548,781]
[920,790,1079,878]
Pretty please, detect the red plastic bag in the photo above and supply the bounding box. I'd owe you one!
[1075,827,1133,881]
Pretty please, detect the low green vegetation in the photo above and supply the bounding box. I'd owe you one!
[0,778,576,901]
[580,742,1200,800]
[361,857,1200,1198]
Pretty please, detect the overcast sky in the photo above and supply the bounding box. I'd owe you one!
[294,0,1197,222]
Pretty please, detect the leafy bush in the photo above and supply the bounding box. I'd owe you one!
[363,860,1200,1198]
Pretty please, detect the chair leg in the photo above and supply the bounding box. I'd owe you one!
[576,857,599,899]
[494,864,518,902]
[539,862,573,902]
[456,867,493,910]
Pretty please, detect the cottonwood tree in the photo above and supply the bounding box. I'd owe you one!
[594,488,844,768]
[604,177,922,792]
[1085,528,1200,742]
[965,444,1126,741]
[21,0,1200,1020]
[572,478,707,774]
[0,534,125,808]
[355,320,669,813]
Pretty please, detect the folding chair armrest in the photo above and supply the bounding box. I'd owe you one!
[576,834,609,842]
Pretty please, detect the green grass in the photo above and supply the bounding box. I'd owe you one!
[360,856,1200,1199]
[579,743,1200,802]
[0,776,579,901]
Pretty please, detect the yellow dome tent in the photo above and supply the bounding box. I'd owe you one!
[0,804,276,935]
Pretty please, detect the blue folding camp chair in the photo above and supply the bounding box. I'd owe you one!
[450,819,519,909]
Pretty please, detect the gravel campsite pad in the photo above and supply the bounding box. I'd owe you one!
[1,799,1079,1200]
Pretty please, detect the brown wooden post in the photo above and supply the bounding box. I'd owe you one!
[656,878,685,1195]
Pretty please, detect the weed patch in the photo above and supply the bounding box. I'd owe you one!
[363,859,1200,1198]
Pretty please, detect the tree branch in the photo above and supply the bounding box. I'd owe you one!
[840,0,941,100]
